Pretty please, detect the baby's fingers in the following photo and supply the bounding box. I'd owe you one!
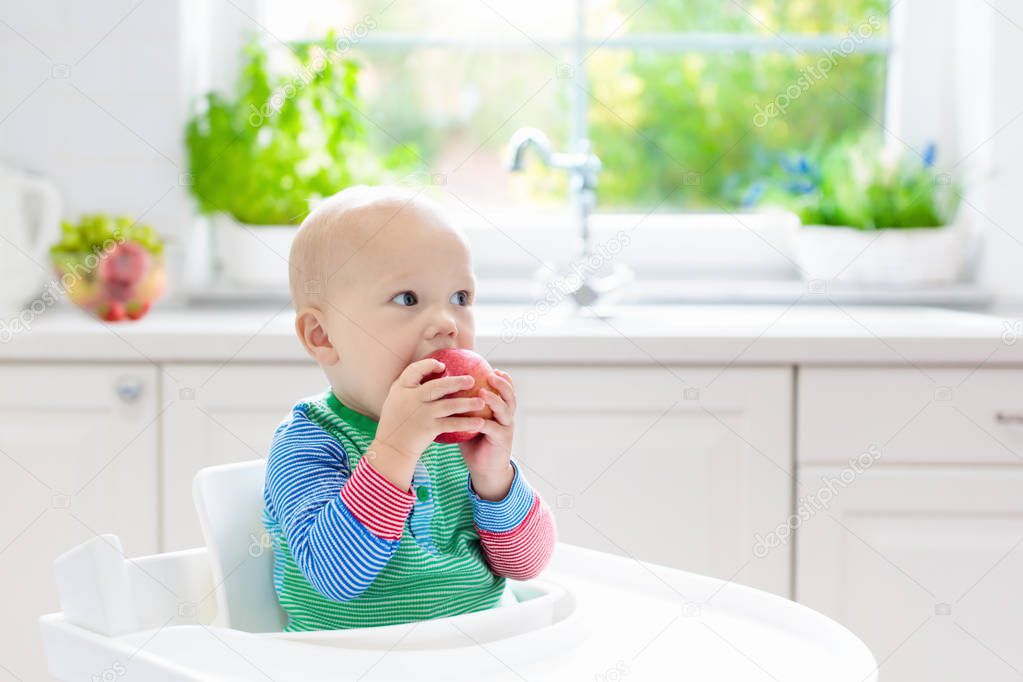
[480,389,512,426]
[487,372,516,411]
[420,374,475,401]
[400,358,448,388]
[439,416,485,433]
[494,369,515,388]
[433,395,485,417]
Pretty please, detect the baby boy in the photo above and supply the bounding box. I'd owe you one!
[263,185,557,631]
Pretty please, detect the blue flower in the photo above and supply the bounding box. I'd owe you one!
[786,181,816,196]
[922,143,937,168]
[781,153,817,182]
[741,181,766,208]
[780,155,800,175]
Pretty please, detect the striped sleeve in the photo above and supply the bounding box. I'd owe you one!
[467,459,557,580]
[263,405,415,602]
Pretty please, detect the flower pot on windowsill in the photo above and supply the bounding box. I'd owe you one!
[792,218,972,287]
[214,213,296,288]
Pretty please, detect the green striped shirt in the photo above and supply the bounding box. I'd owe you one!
[264,391,510,631]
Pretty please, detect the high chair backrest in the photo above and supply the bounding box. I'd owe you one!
[193,459,287,632]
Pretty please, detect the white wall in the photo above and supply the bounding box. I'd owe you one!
[980,0,1023,305]
[0,0,190,294]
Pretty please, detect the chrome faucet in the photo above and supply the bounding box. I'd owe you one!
[507,128,631,315]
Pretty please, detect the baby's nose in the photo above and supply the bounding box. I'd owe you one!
[429,312,457,338]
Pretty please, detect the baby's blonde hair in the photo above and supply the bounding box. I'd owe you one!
[289,185,440,309]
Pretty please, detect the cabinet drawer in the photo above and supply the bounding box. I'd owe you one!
[799,367,1023,465]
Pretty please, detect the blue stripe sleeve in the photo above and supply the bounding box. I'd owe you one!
[466,459,536,532]
[263,405,399,602]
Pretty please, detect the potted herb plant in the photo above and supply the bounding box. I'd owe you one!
[185,37,416,287]
[756,132,968,286]
[50,213,166,321]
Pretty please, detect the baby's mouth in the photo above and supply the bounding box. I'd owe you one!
[419,345,457,361]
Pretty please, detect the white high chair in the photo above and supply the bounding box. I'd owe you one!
[40,460,878,680]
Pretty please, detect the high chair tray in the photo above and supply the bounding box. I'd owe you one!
[41,539,876,681]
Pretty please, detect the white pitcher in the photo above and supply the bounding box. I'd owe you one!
[0,163,60,315]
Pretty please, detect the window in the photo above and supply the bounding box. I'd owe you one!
[261,0,890,214]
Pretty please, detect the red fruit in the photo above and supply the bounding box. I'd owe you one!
[421,348,496,443]
[98,301,126,322]
[104,280,136,302]
[100,242,151,300]
[125,300,151,320]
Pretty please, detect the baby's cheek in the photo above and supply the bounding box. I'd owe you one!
[384,354,414,391]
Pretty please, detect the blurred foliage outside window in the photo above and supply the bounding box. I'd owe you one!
[264,0,890,212]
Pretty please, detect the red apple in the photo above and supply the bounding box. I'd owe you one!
[100,242,151,302]
[100,241,151,284]
[125,300,151,320]
[98,301,126,322]
[421,348,495,443]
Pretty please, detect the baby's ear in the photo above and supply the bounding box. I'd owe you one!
[294,307,339,365]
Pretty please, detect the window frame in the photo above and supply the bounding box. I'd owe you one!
[197,0,971,290]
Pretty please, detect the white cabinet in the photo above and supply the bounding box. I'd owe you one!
[511,366,793,597]
[13,344,1023,678]
[797,367,1023,681]
[799,368,1023,465]
[0,364,159,682]
[161,363,325,549]
[796,467,1023,682]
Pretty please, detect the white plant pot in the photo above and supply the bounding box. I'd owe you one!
[214,214,296,288]
[793,219,971,286]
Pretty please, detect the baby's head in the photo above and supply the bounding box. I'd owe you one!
[290,185,477,420]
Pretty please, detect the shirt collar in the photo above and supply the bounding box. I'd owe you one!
[325,390,379,438]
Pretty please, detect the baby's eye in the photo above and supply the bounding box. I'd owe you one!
[451,290,471,306]
[391,291,418,306]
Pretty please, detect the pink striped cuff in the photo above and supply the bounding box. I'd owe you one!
[477,495,557,580]
[340,457,415,541]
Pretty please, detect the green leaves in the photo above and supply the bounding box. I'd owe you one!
[50,214,164,257]
[762,132,961,230]
[184,36,417,226]
[587,0,891,209]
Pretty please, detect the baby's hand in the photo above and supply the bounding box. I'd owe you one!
[461,369,517,500]
[374,358,486,462]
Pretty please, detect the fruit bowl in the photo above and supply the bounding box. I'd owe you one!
[52,243,166,321]
[50,214,166,322]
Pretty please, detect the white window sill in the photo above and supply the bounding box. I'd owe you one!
[452,208,803,282]
[475,277,992,308]
[182,208,989,309]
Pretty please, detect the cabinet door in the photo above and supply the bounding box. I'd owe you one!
[796,466,1023,682]
[0,364,158,682]
[509,366,793,597]
[161,363,325,550]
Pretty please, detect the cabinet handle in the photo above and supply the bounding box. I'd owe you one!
[115,376,143,404]
[994,412,1023,425]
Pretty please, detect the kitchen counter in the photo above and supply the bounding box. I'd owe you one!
[2,302,1021,365]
